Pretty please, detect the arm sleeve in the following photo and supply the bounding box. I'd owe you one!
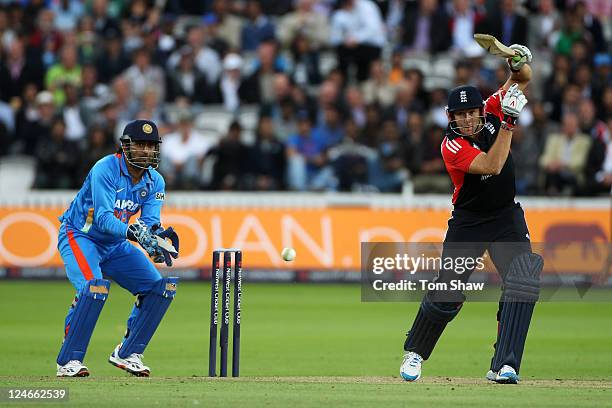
[139,177,165,228]
[484,87,505,121]
[441,137,482,173]
[90,164,129,238]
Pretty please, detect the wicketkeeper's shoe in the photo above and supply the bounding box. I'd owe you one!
[400,352,423,381]
[56,360,89,377]
[491,365,519,384]
[109,344,150,377]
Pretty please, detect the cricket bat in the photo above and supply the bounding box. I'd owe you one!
[473,34,521,62]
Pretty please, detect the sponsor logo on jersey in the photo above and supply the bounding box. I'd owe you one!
[155,192,165,201]
[484,122,495,134]
[114,199,140,212]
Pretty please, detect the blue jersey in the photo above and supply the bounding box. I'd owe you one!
[59,153,166,244]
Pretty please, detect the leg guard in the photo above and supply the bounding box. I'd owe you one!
[57,279,110,365]
[119,277,178,358]
[491,252,542,373]
[403,292,463,359]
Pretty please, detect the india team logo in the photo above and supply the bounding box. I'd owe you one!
[142,123,153,134]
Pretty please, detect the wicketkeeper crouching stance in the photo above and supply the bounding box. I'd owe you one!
[55,119,180,377]
[400,44,542,384]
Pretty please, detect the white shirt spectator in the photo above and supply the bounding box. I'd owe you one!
[330,0,386,48]
[161,130,212,166]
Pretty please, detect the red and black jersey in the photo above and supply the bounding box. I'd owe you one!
[441,87,516,212]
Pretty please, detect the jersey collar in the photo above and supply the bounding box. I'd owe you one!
[116,153,154,187]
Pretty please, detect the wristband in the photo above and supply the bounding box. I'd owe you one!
[501,121,515,131]
[502,114,517,126]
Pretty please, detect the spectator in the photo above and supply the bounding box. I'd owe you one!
[45,44,81,105]
[96,29,130,84]
[361,59,396,108]
[28,9,63,65]
[90,0,120,38]
[387,49,404,85]
[286,112,330,190]
[359,103,382,147]
[527,0,561,52]
[554,9,586,56]
[512,125,541,195]
[121,47,165,103]
[167,25,221,86]
[448,0,485,53]
[14,83,39,153]
[599,87,612,120]
[330,0,385,82]
[401,0,450,55]
[208,0,243,50]
[166,46,207,103]
[485,0,528,47]
[313,105,344,148]
[540,112,592,195]
[61,82,86,144]
[573,1,606,53]
[328,118,376,191]
[289,32,323,86]
[408,122,450,194]
[18,90,55,156]
[50,0,85,33]
[278,0,329,51]
[247,114,286,190]
[208,121,250,190]
[586,117,612,194]
[241,0,275,52]
[79,124,116,182]
[345,86,366,128]
[201,53,253,112]
[242,40,287,104]
[385,81,424,129]
[161,112,212,190]
[579,99,608,142]
[524,100,558,153]
[34,117,79,188]
[370,119,408,192]
[0,37,44,103]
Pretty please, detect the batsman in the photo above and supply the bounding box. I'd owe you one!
[55,119,180,377]
[400,42,540,384]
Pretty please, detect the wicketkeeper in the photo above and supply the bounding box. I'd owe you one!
[55,119,180,377]
[400,44,541,384]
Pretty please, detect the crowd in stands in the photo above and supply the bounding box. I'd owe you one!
[0,0,610,195]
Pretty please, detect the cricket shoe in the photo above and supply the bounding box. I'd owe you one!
[488,365,519,384]
[400,352,423,381]
[56,360,89,377]
[109,344,150,377]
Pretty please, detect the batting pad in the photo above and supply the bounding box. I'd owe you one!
[492,252,543,372]
[57,279,111,365]
[119,277,178,358]
[404,293,462,359]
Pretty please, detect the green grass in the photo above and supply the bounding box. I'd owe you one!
[0,281,611,407]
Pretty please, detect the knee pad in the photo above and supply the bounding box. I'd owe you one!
[57,279,110,365]
[119,277,178,358]
[502,252,543,302]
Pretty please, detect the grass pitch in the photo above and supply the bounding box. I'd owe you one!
[0,281,611,407]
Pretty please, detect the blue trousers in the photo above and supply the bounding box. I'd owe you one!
[57,223,162,344]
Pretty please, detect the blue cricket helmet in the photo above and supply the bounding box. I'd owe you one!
[120,119,161,169]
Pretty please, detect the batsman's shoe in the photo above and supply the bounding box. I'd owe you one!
[400,352,423,381]
[494,365,519,384]
[486,370,496,382]
[109,344,150,377]
[56,360,89,377]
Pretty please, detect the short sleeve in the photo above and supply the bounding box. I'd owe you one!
[484,87,505,121]
[441,137,482,173]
